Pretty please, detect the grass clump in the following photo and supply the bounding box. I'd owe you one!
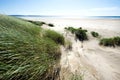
[70,73,83,80]
[65,27,88,41]
[27,20,55,27]
[91,31,99,37]
[75,29,88,41]
[65,40,72,51]
[114,36,120,46]
[99,36,120,47]
[99,38,115,47]
[27,20,46,26]
[45,29,65,45]
[66,27,77,34]
[0,14,63,80]
[48,23,54,27]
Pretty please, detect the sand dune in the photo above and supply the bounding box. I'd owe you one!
[23,17,120,80]
[60,31,120,80]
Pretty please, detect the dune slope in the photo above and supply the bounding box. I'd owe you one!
[0,15,64,80]
[60,30,120,80]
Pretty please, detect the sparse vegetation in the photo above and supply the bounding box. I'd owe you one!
[27,20,46,26]
[48,23,54,27]
[91,31,99,37]
[99,36,120,47]
[66,27,77,34]
[100,38,115,47]
[27,20,55,27]
[70,73,83,80]
[45,29,65,45]
[114,36,120,46]
[65,27,88,41]
[75,29,88,41]
[65,40,72,51]
[0,14,63,80]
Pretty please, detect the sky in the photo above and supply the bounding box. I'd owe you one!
[0,0,120,16]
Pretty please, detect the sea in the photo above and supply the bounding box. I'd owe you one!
[10,15,120,19]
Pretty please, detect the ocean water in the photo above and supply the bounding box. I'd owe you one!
[11,15,120,19]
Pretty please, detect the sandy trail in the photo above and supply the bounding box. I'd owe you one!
[60,31,120,80]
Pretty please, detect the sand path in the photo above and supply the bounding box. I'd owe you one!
[60,31,120,80]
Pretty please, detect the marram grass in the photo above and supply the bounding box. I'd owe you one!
[0,14,64,80]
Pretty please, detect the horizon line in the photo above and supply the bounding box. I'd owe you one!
[9,15,120,17]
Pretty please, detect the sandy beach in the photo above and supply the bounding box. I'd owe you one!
[22,17,120,32]
[22,17,120,80]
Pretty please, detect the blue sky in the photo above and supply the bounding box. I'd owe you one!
[0,0,120,16]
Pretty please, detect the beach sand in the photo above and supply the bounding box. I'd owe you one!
[22,17,120,32]
[22,17,120,80]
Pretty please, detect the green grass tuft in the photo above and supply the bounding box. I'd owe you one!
[99,36,120,47]
[48,23,54,27]
[70,73,83,80]
[75,29,88,41]
[27,20,46,26]
[65,27,88,41]
[91,31,99,37]
[44,29,65,45]
[114,36,120,46]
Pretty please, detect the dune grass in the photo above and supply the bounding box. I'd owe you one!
[27,20,46,26]
[114,36,120,46]
[75,29,88,41]
[65,27,88,41]
[65,27,77,34]
[48,23,54,27]
[27,20,54,27]
[91,31,99,37]
[70,73,83,80]
[0,14,64,80]
[44,29,65,45]
[99,36,120,47]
